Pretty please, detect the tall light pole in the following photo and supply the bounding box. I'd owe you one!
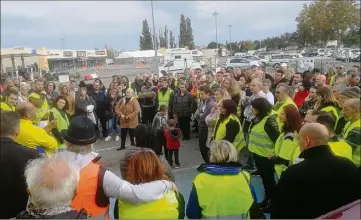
[212,11,219,50]
[229,25,232,56]
[151,0,160,76]
[61,38,65,49]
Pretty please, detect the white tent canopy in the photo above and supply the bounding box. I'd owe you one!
[116,50,164,59]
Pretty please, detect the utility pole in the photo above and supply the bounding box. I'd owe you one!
[151,0,160,76]
[229,25,232,56]
[212,11,219,50]
[61,38,65,50]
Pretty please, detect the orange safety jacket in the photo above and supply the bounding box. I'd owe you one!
[71,161,110,219]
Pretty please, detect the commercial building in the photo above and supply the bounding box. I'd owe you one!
[1,47,107,74]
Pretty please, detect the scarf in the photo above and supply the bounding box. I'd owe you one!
[26,203,74,217]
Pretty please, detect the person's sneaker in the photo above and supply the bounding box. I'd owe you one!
[115,135,120,142]
[104,136,111,142]
[174,164,181,169]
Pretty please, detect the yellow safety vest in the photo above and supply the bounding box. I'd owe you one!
[193,171,253,219]
[50,107,70,149]
[28,92,49,124]
[291,146,303,165]
[0,102,15,111]
[214,114,246,152]
[158,88,173,109]
[321,105,339,121]
[343,119,361,165]
[117,191,179,219]
[274,97,296,131]
[249,111,277,157]
[329,75,336,86]
[328,138,353,161]
[274,132,299,178]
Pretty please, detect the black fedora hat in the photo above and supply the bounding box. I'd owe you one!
[61,116,97,145]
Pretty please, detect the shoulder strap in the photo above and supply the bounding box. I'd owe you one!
[95,165,110,207]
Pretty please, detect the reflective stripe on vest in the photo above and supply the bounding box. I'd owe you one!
[50,107,70,149]
[0,102,15,111]
[202,214,249,219]
[248,111,277,157]
[328,139,353,161]
[321,106,339,120]
[29,92,49,123]
[274,132,298,178]
[291,146,303,165]
[193,172,253,219]
[329,75,336,86]
[275,98,296,131]
[71,162,110,219]
[158,89,173,109]
[214,114,245,152]
[117,191,179,219]
[343,119,361,165]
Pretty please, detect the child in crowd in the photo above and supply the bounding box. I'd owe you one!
[152,105,169,158]
[164,119,182,168]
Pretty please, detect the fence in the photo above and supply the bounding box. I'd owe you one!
[287,58,342,73]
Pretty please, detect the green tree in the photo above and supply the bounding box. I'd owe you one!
[158,28,166,48]
[139,19,153,50]
[186,17,195,49]
[207,41,218,49]
[239,40,255,52]
[164,26,169,48]
[169,30,176,48]
[342,28,361,47]
[295,0,360,47]
[179,14,187,48]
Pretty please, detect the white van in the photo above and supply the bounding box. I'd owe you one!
[159,54,201,76]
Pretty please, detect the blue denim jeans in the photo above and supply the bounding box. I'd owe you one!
[107,115,120,135]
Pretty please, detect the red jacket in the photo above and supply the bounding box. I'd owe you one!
[164,128,181,150]
[293,90,310,108]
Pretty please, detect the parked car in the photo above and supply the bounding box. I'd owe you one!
[225,57,260,69]
[302,48,319,57]
[269,54,296,68]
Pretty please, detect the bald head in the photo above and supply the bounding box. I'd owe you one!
[316,75,326,87]
[344,98,360,109]
[299,123,329,152]
[16,102,36,120]
[343,98,361,121]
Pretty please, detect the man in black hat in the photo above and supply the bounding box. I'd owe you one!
[60,116,177,218]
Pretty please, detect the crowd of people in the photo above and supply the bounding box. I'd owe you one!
[0,63,360,219]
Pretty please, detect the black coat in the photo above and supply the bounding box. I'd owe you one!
[271,145,360,219]
[0,137,39,219]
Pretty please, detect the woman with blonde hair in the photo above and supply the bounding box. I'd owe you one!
[222,78,241,111]
[186,140,263,219]
[115,149,185,219]
[205,88,230,145]
[314,86,340,120]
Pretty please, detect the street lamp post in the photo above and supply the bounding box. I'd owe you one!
[151,0,160,76]
[61,38,65,50]
[229,25,232,56]
[212,11,219,50]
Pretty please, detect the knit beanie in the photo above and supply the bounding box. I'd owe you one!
[340,86,361,99]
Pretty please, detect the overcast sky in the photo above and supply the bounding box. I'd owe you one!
[1,1,306,50]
